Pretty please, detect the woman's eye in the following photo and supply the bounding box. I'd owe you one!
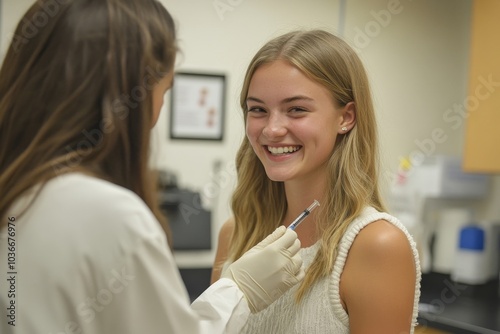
[289,107,307,113]
[248,106,266,113]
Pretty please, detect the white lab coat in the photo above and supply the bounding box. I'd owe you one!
[0,173,249,334]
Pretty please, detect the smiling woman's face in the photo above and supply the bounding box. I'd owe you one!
[245,60,345,184]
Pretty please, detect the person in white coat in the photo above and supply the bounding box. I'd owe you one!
[0,0,304,333]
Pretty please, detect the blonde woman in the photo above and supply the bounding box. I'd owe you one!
[212,30,421,334]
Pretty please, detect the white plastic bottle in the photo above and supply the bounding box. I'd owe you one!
[451,225,488,285]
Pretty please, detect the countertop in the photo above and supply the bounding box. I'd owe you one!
[418,272,500,334]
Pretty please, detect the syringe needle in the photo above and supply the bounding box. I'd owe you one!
[287,200,320,231]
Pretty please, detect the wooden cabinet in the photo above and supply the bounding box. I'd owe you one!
[463,0,500,172]
[414,326,450,334]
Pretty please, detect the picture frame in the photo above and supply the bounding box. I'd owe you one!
[169,72,226,141]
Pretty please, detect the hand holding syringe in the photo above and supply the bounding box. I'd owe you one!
[287,200,320,230]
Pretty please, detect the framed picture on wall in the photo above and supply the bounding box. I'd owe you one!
[169,72,226,141]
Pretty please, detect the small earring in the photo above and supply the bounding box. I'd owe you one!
[341,127,348,132]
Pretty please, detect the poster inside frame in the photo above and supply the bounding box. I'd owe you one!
[169,72,226,141]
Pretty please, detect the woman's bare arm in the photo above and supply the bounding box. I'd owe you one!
[210,218,235,284]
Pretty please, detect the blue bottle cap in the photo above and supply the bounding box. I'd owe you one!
[458,226,485,251]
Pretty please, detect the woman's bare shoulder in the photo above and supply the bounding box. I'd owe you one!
[218,217,235,240]
[340,220,416,333]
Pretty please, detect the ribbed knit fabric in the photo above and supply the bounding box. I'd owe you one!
[237,206,421,334]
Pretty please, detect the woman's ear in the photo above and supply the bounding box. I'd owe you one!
[338,101,356,134]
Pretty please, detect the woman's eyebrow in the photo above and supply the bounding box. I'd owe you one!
[280,95,314,104]
[246,95,314,104]
[246,96,264,103]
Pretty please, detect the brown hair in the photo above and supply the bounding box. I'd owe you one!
[0,0,177,235]
[230,30,385,301]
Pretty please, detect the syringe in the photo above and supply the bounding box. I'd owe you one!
[287,200,320,231]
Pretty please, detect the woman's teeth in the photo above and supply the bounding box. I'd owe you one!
[267,146,300,155]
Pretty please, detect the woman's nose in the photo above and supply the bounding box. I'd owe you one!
[262,113,287,139]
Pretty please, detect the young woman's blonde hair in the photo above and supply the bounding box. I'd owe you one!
[0,0,177,236]
[230,30,386,301]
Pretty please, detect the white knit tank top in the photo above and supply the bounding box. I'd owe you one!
[238,206,421,334]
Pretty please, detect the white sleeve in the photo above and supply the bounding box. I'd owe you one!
[192,278,251,333]
[94,232,250,334]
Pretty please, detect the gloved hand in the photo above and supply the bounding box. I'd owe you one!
[222,226,304,313]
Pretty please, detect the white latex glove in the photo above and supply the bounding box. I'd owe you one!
[222,226,304,313]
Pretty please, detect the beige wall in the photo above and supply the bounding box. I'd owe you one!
[344,0,472,191]
[0,0,33,57]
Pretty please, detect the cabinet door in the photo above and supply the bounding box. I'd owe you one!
[463,0,500,172]
[414,326,450,334]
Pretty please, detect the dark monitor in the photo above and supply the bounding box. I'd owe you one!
[159,188,212,250]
